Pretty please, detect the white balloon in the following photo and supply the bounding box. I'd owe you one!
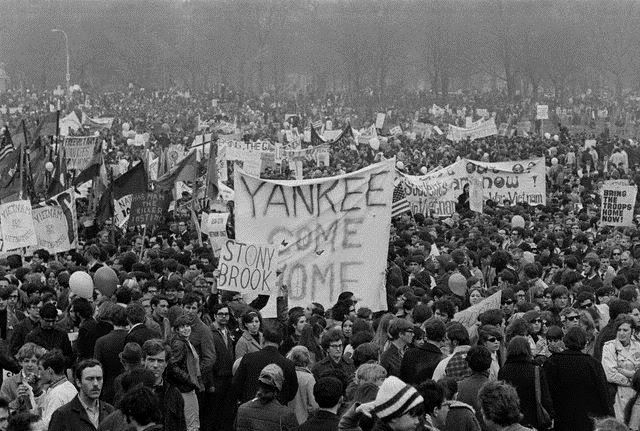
[553,135,559,142]
[551,157,558,166]
[396,161,405,170]
[420,166,428,175]
[544,132,551,139]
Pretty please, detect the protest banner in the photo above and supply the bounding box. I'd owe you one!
[585,139,597,149]
[476,108,489,118]
[400,157,546,217]
[234,159,394,310]
[375,113,386,129]
[465,117,473,128]
[32,189,77,253]
[0,200,37,251]
[454,290,502,328]
[218,140,274,161]
[515,121,532,135]
[600,180,637,227]
[536,105,549,120]
[216,239,279,296]
[446,118,498,142]
[64,136,99,171]
[129,192,170,227]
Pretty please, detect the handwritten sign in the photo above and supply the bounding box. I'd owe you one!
[234,159,394,310]
[217,239,279,296]
[536,105,549,120]
[64,136,99,171]
[129,192,169,227]
[204,212,230,255]
[601,180,637,226]
[0,200,37,251]
[32,189,77,253]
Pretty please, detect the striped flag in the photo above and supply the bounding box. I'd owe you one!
[0,130,13,162]
[392,182,411,218]
[311,120,323,129]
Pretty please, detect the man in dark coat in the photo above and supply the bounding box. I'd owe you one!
[544,327,613,431]
[93,306,129,405]
[25,303,74,366]
[299,377,342,431]
[9,296,40,356]
[232,322,298,404]
[142,339,187,431]
[125,302,160,347]
[400,318,445,385]
[210,304,236,431]
[48,359,115,431]
[457,346,492,429]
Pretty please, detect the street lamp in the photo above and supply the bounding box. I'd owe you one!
[51,29,70,94]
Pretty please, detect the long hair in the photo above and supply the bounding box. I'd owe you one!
[256,381,278,404]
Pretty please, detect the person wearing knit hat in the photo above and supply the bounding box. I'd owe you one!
[364,376,424,431]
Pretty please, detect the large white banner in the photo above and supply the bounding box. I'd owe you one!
[601,180,637,226]
[401,157,546,217]
[32,189,78,253]
[234,159,395,310]
[447,118,498,142]
[0,200,37,251]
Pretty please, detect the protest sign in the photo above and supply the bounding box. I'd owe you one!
[234,159,394,310]
[600,180,637,226]
[536,105,549,120]
[585,139,597,149]
[216,239,279,296]
[129,192,170,227]
[476,108,489,118]
[64,136,99,171]
[400,157,546,217]
[0,200,37,251]
[454,290,502,328]
[375,113,386,129]
[218,140,274,161]
[465,117,473,128]
[32,189,77,253]
[114,194,132,228]
[242,155,262,177]
[447,118,498,142]
[203,212,229,254]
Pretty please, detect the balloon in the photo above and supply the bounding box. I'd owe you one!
[551,157,558,166]
[122,122,130,132]
[161,123,170,133]
[420,166,428,175]
[396,161,405,170]
[69,271,94,299]
[448,273,467,296]
[544,132,551,139]
[369,137,380,151]
[511,215,525,228]
[94,267,118,298]
[553,135,559,142]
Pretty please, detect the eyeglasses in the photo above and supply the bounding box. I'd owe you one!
[532,319,542,324]
[565,315,580,321]
[8,295,18,299]
[580,303,593,309]
[329,344,343,350]
[541,321,549,326]
[613,252,621,256]
[216,312,229,316]
[486,337,500,343]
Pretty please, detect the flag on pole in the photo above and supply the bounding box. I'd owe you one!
[392,183,411,218]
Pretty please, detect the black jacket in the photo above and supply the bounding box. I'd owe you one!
[232,345,299,404]
[543,349,613,431]
[299,410,340,431]
[400,342,443,385]
[25,326,74,366]
[154,380,187,431]
[125,323,161,347]
[94,328,128,405]
[48,395,114,431]
[498,356,554,430]
[211,324,235,380]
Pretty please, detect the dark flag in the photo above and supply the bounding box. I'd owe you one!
[331,124,354,146]
[96,162,148,222]
[33,112,58,138]
[310,125,326,146]
[154,151,197,191]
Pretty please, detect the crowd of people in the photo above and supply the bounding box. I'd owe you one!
[0,84,640,431]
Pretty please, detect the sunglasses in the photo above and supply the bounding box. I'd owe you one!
[486,337,500,343]
[580,303,593,309]
[566,315,579,321]
[541,321,549,326]
[502,300,514,305]
[532,319,542,324]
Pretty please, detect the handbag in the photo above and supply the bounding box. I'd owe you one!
[534,366,553,430]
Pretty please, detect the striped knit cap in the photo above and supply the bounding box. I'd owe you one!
[372,376,424,420]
